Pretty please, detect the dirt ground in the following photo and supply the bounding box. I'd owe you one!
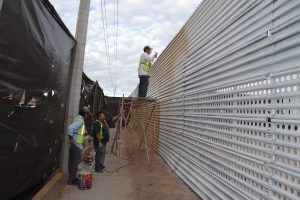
[124,128,200,200]
[57,128,201,200]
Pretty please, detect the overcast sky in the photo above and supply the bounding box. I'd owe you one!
[50,0,201,97]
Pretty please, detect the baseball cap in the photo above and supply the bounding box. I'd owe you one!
[81,106,91,115]
[144,46,152,51]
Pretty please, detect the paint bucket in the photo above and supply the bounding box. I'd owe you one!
[78,171,92,190]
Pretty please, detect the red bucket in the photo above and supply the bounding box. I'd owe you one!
[78,171,93,190]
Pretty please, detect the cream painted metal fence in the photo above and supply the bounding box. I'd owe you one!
[131,1,300,199]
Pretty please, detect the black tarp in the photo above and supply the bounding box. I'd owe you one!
[0,0,76,199]
[104,96,120,128]
[80,73,106,133]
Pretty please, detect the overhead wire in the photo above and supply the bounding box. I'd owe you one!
[103,0,110,72]
[100,0,113,88]
[113,0,119,96]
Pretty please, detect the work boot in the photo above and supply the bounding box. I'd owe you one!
[99,165,105,170]
[67,178,79,185]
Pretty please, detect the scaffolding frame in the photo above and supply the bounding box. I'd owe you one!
[111,97,158,164]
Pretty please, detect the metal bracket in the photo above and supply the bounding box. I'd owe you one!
[265,72,272,78]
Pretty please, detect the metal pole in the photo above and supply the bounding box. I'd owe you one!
[0,0,3,11]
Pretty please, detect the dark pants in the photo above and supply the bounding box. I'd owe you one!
[94,143,107,171]
[138,75,149,97]
[68,144,82,183]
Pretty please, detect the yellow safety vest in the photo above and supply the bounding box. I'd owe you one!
[94,120,109,142]
[138,61,151,72]
[95,120,103,140]
[72,115,85,144]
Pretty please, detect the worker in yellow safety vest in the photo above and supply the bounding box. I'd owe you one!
[67,106,91,185]
[138,45,158,97]
[93,111,120,172]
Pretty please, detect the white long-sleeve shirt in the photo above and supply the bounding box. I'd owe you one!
[138,52,156,76]
[67,115,84,150]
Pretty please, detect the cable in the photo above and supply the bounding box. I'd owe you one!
[114,0,119,96]
[112,0,119,97]
[100,0,109,70]
[100,0,113,87]
[99,0,119,95]
[103,0,114,90]
[103,0,110,71]
[104,163,131,174]
[121,156,129,160]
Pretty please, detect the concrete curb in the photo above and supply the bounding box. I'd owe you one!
[32,171,64,200]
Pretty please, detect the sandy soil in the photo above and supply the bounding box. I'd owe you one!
[122,128,201,200]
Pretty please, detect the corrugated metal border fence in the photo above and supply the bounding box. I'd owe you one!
[131,0,300,200]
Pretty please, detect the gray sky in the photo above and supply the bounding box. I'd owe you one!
[50,0,201,97]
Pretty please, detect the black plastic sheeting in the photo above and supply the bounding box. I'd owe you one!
[80,73,106,133]
[104,96,120,128]
[0,0,76,199]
